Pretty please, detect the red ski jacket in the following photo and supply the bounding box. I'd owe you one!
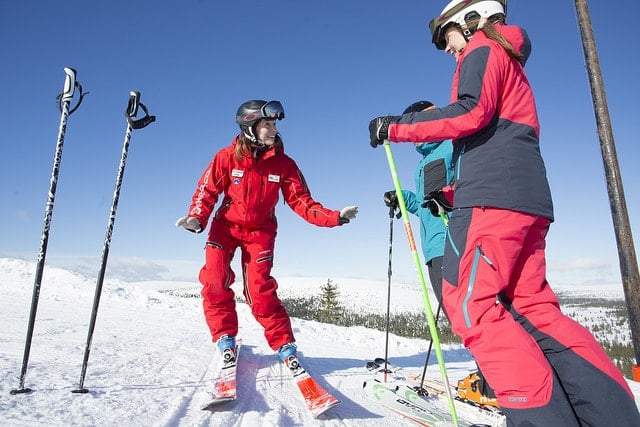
[188,136,341,233]
[389,24,553,221]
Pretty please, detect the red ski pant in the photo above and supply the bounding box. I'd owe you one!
[198,220,294,351]
[442,207,638,426]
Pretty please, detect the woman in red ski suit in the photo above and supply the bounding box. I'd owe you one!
[177,100,357,361]
[368,1,639,426]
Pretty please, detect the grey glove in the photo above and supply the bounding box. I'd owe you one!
[339,206,358,225]
[175,216,202,233]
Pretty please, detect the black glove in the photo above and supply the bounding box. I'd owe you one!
[368,115,400,148]
[383,190,398,210]
[383,190,402,219]
[338,206,358,225]
[422,190,453,218]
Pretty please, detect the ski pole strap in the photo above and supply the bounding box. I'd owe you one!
[126,91,156,129]
[56,67,88,114]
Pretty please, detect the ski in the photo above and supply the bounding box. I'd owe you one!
[365,359,505,426]
[405,374,502,415]
[284,356,341,418]
[363,378,462,426]
[364,379,500,427]
[200,340,242,410]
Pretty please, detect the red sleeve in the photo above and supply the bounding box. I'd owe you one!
[388,35,505,143]
[187,149,229,227]
[280,158,341,228]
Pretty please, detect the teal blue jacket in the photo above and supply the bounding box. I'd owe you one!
[402,141,454,263]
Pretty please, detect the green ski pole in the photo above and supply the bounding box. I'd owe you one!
[382,141,459,425]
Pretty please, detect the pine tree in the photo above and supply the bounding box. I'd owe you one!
[317,279,343,324]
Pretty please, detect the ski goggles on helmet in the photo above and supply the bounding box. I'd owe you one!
[429,22,452,50]
[428,0,475,50]
[261,100,285,120]
[429,16,449,51]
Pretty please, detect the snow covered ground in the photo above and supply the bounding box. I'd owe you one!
[1,257,639,426]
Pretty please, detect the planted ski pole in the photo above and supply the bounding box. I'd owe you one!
[12,67,87,395]
[73,91,155,394]
[382,201,400,382]
[415,302,442,395]
[382,141,458,425]
[415,209,452,394]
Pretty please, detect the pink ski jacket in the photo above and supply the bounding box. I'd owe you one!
[389,24,553,221]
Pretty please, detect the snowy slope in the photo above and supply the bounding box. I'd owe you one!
[1,257,639,426]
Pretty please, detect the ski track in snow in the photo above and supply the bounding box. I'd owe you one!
[2,257,640,426]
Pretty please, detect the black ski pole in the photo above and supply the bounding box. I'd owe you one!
[382,203,400,382]
[415,302,443,395]
[72,91,155,394]
[11,67,87,395]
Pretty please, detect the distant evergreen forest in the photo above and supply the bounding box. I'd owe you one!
[164,279,636,378]
[278,280,635,379]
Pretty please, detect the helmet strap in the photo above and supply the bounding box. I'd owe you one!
[461,15,488,43]
[460,9,483,42]
[242,126,258,143]
[462,26,474,41]
[251,132,281,153]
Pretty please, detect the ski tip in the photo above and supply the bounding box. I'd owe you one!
[200,396,235,410]
[9,387,33,395]
[310,400,342,418]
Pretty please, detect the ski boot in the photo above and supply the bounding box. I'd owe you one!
[456,371,500,410]
[216,334,236,367]
[278,342,304,376]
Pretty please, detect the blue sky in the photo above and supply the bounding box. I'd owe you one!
[1,1,639,287]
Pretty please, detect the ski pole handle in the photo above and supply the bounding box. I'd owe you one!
[126,90,156,129]
[127,91,140,118]
[58,67,87,114]
[61,67,77,103]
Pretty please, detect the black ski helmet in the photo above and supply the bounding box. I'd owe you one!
[235,100,285,141]
[403,100,435,115]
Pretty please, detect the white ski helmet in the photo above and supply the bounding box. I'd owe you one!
[429,0,506,50]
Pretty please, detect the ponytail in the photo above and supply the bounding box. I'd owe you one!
[479,21,524,64]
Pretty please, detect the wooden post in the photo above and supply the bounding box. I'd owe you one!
[574,0,640,378]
